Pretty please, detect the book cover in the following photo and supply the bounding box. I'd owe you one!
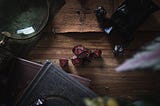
[15,61,97,106]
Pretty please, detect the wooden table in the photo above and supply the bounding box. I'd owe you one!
[52,0,160,33]
[28,32,160,98]
[29,0,160,99]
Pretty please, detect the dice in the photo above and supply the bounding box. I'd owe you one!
[72,45,87,57]
[71,55,83,66]
[59,45,103,67]
[92,49,102,58]
[32,98,47,106]
[113,44,124,56]
[94,6,107,23]
[59,58,68,69]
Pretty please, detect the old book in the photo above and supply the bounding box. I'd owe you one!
[15,61,96,106]
[6,58,91,105]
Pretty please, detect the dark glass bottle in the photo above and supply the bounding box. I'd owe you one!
[95,0,159,55]
[110,0,159,40]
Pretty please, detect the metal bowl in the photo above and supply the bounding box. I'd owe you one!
[0,0,49,41]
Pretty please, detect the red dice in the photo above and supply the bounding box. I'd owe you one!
[71,55,83,66]
[85,49,92,58]
[59,45,102,66]
[72,45,92,59]
[72,45,87,56]
[92,49,102,58]
[59,58,68,68]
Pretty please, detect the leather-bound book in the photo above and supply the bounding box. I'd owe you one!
[15,61,96,106]
[6,58,91,105]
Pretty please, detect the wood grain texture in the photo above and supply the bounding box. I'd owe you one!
[28,32,160,98]
[51,0,160,33]
[52,0,115,33]
[28,0,160,99]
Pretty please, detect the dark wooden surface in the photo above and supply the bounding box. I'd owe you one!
[52,0,160,33]
[28,32,160,98]
[16,62,96,106]
[28,0,160,99]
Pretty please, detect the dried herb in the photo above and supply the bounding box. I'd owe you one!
[116,36,160,72]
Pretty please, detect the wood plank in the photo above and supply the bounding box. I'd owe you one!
[28,32,160,98]
[52,0,114,33]
[50,0,160,33]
